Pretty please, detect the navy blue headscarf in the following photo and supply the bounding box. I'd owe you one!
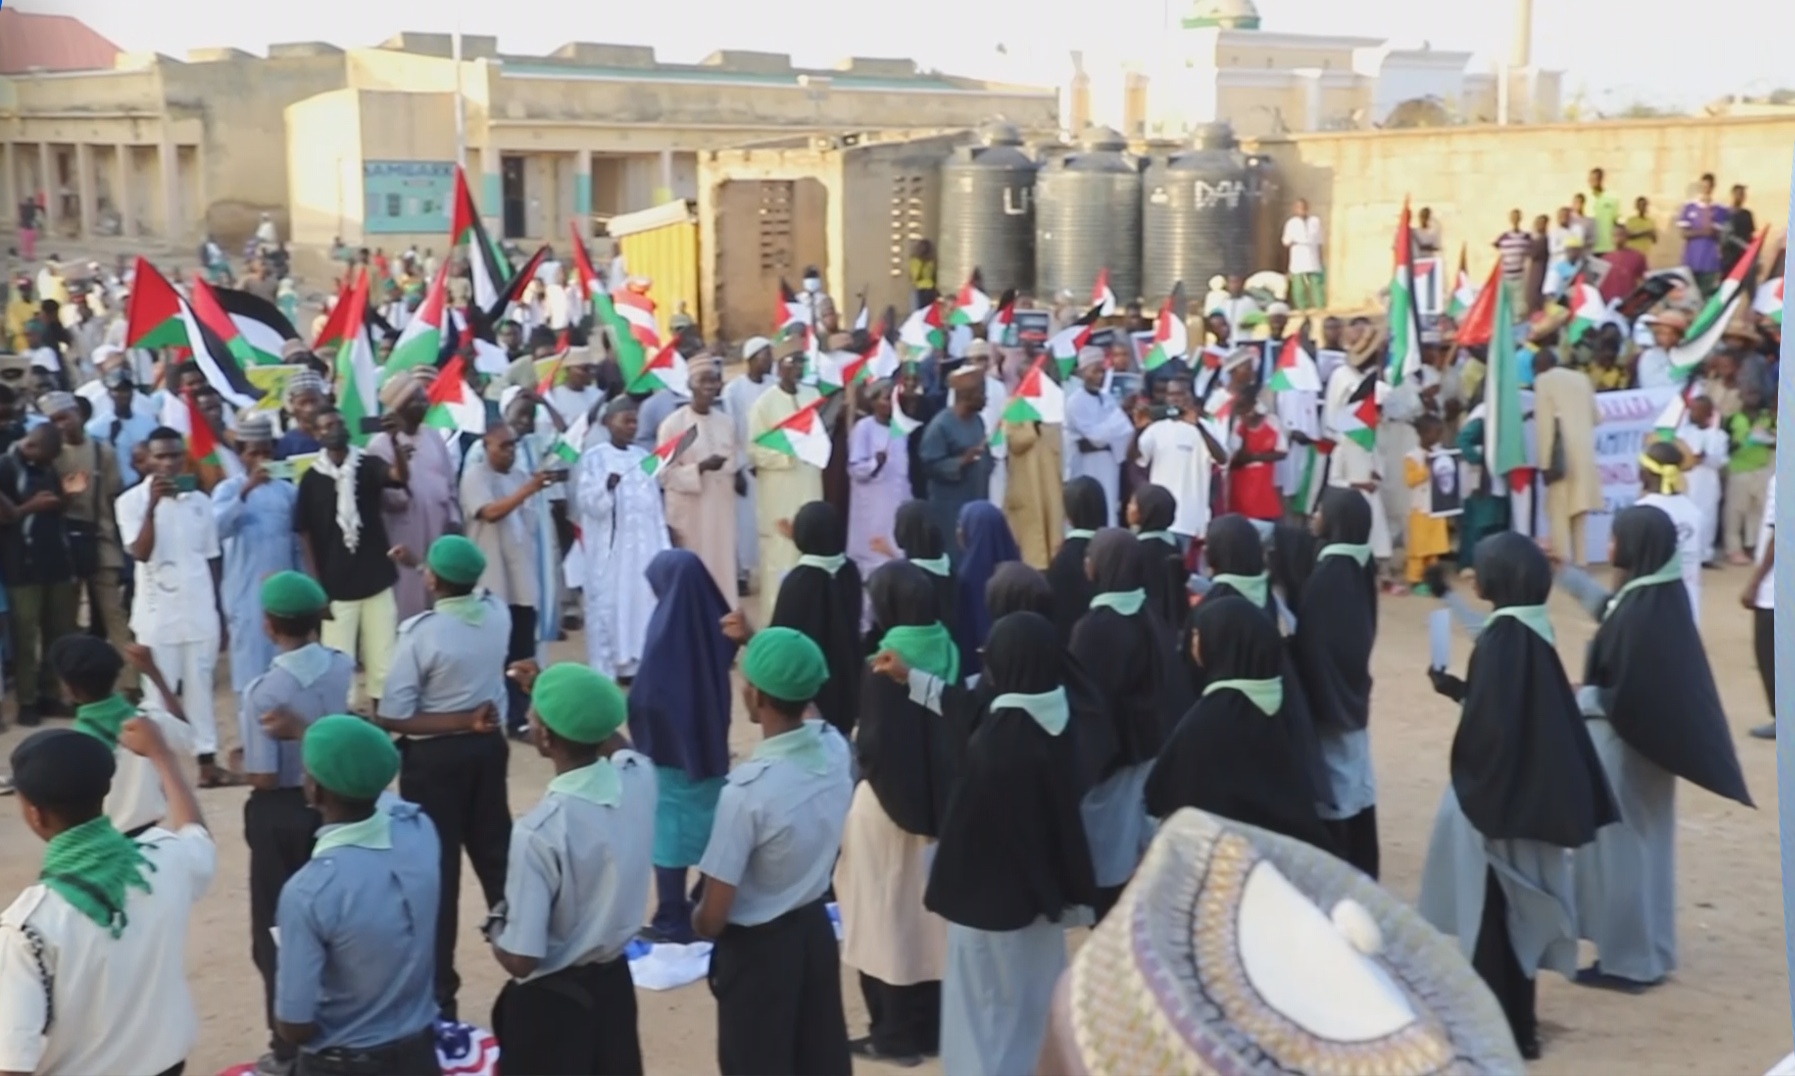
[627,548,738,780]
[953,500,1021,677]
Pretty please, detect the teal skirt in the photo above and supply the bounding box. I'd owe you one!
[654,766,725,869]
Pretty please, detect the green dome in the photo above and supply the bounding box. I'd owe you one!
[1182,0,1262,29]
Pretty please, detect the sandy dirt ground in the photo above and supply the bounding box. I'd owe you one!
[0,563,1784,1076]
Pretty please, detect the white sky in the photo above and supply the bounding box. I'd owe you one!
[19,0,1786,113]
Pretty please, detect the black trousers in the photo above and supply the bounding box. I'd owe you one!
[859,972,940,1057]
[398,732,512,1020]
[709,900,851,1076]
[1756,607,1776,715]
[296,1028,441,1076]
[504,605,537,733]
[245,787,322,1059]
[1471,868,1538,1053]
[492,957,643,1075]
[1327,806,1381,880]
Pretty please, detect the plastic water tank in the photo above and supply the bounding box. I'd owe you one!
[938,122,1037,296]
[1141,122,1261,304]
[1035,126,1142,304]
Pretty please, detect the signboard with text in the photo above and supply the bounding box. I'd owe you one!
[363,161,454,235]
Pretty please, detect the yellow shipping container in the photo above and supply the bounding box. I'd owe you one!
[608,201,700,342]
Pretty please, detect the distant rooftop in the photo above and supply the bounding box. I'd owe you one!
[0,8,122,75]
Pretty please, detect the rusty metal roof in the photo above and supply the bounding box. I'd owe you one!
[0,8,123,75]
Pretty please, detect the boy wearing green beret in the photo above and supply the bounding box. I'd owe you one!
[275,715,443,1075]
[238,570,354,1076]
[373,533,513,1021]
[487,663,654,1075]
[694,627,855,1076]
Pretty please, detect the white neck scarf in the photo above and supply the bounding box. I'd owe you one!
[310,446,365,552]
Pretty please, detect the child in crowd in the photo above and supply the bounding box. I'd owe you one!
[1402,415,1452,592]
[1677,395,1728,567]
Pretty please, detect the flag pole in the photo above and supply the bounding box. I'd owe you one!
[452,20,468,171]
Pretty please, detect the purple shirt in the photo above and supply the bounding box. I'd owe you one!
[1677,201,1730,273]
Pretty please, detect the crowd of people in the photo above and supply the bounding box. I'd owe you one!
[0,162,1777,1076]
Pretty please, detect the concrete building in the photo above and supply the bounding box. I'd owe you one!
[1066,0,1561,139]
[0,28,1056,250]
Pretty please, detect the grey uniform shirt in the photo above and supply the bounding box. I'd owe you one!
[494,751,656,978]
[698,720,854,926]
[377,594,511,734]
[239,644,357,786]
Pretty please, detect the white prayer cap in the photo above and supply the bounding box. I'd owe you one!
[1266,301,1291,316]
[742,336,772,360]
[965,339,992,360]
[1076,347,1106,371]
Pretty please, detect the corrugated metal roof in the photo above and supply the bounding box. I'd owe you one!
[0,8,123,75]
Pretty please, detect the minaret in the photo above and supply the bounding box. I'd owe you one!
[1509,0,1532,68]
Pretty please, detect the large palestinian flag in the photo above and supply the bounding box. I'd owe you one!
[211,287,300,364]
[1385,199,1424,385]
[122,258,263,408]
[385,262,451,378]
[451,164,513,311]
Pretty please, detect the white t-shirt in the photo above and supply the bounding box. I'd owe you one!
[1634,348,1673,389]
[1282,215,1324,276]
[0,824,217,1076]
[114,483,222,646]
[1637,492,1703,616]
[1754,478,1775,610]
[106,708,196,836]
[1137,419,1213,538]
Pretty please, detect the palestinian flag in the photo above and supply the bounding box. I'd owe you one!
[818,346,870,395]
[898,303,945,358]
[1687,228,1766,340]
[1266,336,1321,393]
[423,354,486,436]
[1565,272,1610,344]
[123,257,189,350]
[182,390,220,467]
[1091,268,1116,317]
[990,356,1064,446]
[333,272,381,446]
[1484,269,1530,492]
[550,411,591,466]
[1445,245,1472,320]
[890,404,922,438]
[861,320,900,383]
[172,288,263,409]
[190,277,265,374]
[212,287,300,364]
[1386,199,1424,385]
[753,396,833,469]
[627,342,689,397]
[613,282,662,355]
[853,295,870,333]
[641,424,699,475]
[773,280,808,334]
[1454,259,1504,347]
[1046,303,1103,377]
[484,244,551,325]
[568,222,607,321]
[988,289,1017,345]
[312,274,359,353]
[386,262,450,378]
[1652,392,1689,442]
[1143,292,1187,372]
[948,272,992,327]
[1329,373,1379,452]
[1753,277,1783,326]
[451,165,512,310]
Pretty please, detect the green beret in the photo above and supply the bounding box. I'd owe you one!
[260,571,329,618]
[426,534,486,587]
[531,663,626,744]
[741,627,829,704]
[302,715,398,800]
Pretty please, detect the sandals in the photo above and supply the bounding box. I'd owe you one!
[198,767,248,789]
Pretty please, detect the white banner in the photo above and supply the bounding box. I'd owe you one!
[1517,385,1676,564]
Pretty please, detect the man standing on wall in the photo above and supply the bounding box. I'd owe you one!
[1282,200,1326,311]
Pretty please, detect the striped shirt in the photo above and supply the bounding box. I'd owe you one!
[1494,230,1532,279]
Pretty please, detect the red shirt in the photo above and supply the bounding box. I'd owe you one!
[1228,418,1284,521]
[1598,247,1647,304]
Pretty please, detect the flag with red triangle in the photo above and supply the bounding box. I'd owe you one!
[626,342,689,397]
[124,256,189,350]
[1329,373,1380,452]
[773,279,808,334]
[1565,271,1612,343]
[1454,259,1504,347]
[1142,290,1188,372]
[333,271,381,446]
[989,356,1065,446]
[1266,336,1321,392]
[641,423,700,475]
[988,288,1017,345]
[752,396,833,469]
[898,303,945,358]
[450,165,513,310]
[189,277,264,373]
[1091,268,1116,317]
[1046,303,1104,377]
[947,272,992,326]
[423,354,486,436]
[1386,198,1424,385]
[182,390,220,467]
[1669,228,1766,382]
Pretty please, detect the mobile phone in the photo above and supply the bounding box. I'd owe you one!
[174,474,198,493]
[359,416,387,435]
[263,460,296,481]
[540,469,569,484]
[1149,404,1181,422]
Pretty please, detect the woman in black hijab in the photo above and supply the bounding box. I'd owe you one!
[1291,487,1381,877]
[1068,528,1192,918]
[838,561,961,1063]
[1566,505,1752,992]
[1145,596,1331,851]
[1127,483,1187,628]
[1416,531,1618,1060]
[925,612,1098,1076]
[771,500,864,737]
[1046,477,1107,643]
[1202,514,1277,617]
[893,499,957,643]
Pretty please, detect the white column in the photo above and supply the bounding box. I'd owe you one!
[158,136,180,239]
[1,142,14,234]
[37,143,55,234]
[655,150,674,205]
[114,144,136,238]
[74,143,95,239]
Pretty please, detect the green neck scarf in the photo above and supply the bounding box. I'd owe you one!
[40,816,157,938]
[314,810,393,855]
[1088,589,1146,616]
[1210,572,1269,608]
[910,554,951,578]
[434,593,487,626]
[797,553,848,575]
[876,622,960,683]
[992,688,1070,735]
[548,758,622,807]
[1605,555,1683,618]
[1064,528,1096,541]
[752,720,832,776]
[1487,604,1555,644]
[1319,543,1372,566]
[1203,678,1284,716]
[272,643,334,688]
[73,694,137,748]
[1137,529,1176,546]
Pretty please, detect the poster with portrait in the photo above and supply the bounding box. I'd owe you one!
[1427,447,1463,518]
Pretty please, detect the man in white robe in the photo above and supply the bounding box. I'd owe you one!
[722,338,775,594]
[574,397,669,680]
[1062,348,1135,525]
[1323,350,1392,560]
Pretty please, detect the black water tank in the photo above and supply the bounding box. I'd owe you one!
[938,122,1037,296]
[1141,122,1261,305]
[1035,126,1142,304]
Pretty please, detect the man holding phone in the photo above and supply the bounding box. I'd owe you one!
[115,427,233,786]
[211,415,301,698]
